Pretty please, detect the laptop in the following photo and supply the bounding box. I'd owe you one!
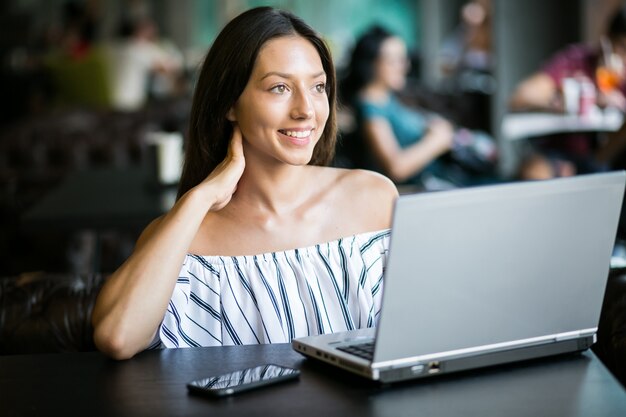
[292,171,625,383]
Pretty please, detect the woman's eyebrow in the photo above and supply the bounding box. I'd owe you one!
[260,71,326,80]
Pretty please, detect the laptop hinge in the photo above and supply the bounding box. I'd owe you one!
[578,327,597,338]
[555,331,581,342]
[555,328,596,341]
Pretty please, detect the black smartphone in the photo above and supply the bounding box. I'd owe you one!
[187,364,300,397]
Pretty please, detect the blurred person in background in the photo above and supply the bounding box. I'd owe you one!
[510,5,626,179]
[43,1,112,108]
[440,0,491,77]
[341,25,498,190]
[105,16,184,111]
[55,0,99,61]
[439,0,493,132]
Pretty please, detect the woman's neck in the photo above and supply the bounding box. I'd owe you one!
[231,156,315,217]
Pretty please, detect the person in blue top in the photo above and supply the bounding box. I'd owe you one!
[341,25,497,189]
[92,7,397,360]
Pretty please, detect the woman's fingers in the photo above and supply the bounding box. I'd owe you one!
[200,125,246,211]
[229,124,244,160]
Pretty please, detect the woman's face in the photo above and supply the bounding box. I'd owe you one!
[229,35,329,167]
[374,36,409,91]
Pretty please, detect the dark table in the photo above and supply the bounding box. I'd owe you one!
[1,344,625,417]
[21,166,176,232]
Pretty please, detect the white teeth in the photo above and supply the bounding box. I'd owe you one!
[282,130,312,138]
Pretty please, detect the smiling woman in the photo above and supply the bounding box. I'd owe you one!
[91,6,398,360]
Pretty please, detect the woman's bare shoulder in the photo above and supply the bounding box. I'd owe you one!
[331,167,398,196]
[324,167,398,230]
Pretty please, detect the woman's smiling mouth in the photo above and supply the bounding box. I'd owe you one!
[278,128,314,145]
[278,129,313,138]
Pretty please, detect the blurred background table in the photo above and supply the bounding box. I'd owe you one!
[502,110,624,141]
[18,166,176,273]
[21,165,175,232]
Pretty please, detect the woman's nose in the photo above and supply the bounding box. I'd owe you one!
[290,90,314,119]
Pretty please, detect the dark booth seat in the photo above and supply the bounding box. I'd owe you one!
[0,272,106,354]
[595,269,626,385]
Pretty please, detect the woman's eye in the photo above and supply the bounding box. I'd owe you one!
[315,83,326,93]
[270,84,288,94]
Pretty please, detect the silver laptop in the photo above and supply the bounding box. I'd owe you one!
[292,171,625,383]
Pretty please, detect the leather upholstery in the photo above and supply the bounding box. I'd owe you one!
[594,269,626,386]
[0,273,106,354]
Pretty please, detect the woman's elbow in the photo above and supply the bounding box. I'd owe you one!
[383,162,415,183]
[92,322,142,360]
[386,171,410,184]
[509,89,539,111]
[508,92,525,111]
[509,75,557,111]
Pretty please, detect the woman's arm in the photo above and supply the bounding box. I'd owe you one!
[362,116,453,183]
[92,128,245,360]
[509,72,560,111]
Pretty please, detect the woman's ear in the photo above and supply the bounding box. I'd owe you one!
[226,107,237,122]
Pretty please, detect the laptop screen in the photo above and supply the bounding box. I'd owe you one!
[373,172,625,363]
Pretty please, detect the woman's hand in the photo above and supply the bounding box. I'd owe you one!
[597,90,626,112]
[424,118,454,154]
[198,125,246,211]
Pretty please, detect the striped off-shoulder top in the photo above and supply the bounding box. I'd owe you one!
[151,229,390,348]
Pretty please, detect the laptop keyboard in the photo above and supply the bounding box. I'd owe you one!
[337,341,375,360]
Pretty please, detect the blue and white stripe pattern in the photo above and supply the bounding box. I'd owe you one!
[154,229,390,348]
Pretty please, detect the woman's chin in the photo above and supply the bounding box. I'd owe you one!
[281,150,315,167]
[287,155,314,166]
[388,79,406,92]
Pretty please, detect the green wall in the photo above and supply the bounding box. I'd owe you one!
[191,0,420,68]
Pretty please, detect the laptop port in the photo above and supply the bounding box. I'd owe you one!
[427,361,441,374]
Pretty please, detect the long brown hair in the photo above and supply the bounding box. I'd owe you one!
[177,7,337,199]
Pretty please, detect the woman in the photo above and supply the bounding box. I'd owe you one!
[342,26,497,188]
[342,26,455,187]
[92,7,397,360]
